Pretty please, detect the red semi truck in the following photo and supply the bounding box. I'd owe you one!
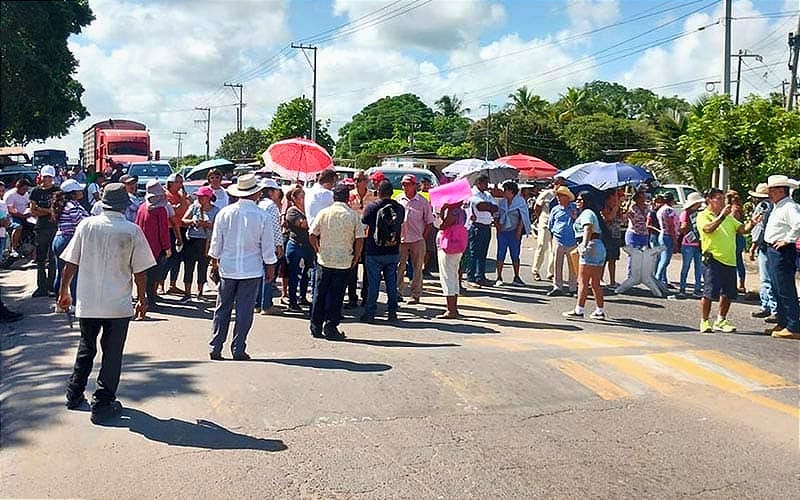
[82,119,151,174]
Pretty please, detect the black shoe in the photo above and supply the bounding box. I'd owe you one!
[765,314,779,324]
[310,324,325,338]
[0,310,22,323]
[751,309,771,318]
[359,314,375,323]
[299,298,312,306]
[325,331,347,341]
[209,352,224,361]
[90,400,122,424]
[31,289,48,298]
[65,393,87,410]
[387,311,398,322]
[287,303,302,312]
[232,352,251,361]
[546,287,563,297]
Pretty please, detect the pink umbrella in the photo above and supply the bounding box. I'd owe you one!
[496,153,558,179]
[261,138,333,181]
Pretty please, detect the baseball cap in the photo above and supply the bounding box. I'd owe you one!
[166,173,180,183]
[40,165,56,178]
[119,174,137,184]
[401,174,417,184]
[60,179,85,193]
[258,178,280,190]
[196,186,214,198]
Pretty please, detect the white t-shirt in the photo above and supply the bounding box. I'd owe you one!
[304,183,333,226]
[60,211,156,318]
[3,188,30,216]
[469,187,497,226]
[0,200,8,238]
[86,182,101,202]
[212,187,229,209]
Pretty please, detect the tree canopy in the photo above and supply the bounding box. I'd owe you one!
[216,127,269,160]
[0,0,94,145]
[265,97,335,153]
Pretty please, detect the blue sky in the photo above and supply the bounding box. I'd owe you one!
[46,0,798,158]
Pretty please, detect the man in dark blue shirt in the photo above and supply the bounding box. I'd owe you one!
[360,180,405,323]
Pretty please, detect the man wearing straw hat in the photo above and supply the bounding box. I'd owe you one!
[762,175,800,339]
[208,174,277,360]
[747,183,777,323]
[58,183,155,423]
[547,185,578,296]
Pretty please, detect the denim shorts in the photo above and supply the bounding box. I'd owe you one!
[580,239,606,267]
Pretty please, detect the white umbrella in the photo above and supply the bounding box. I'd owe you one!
[460,161,519,185]
[442,158,491,178]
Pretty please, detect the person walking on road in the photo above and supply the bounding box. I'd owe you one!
[747,183,777,323]
[308,183,365,340]
[762,175,800,339]
[495,181,531,286]
[58,183,155,424]
[360,180,405,323]
[29,166,60,297]
[466,174,497,288]
[436,201,468,319]
[208,174,277,360]
[563,191,607,320]
[547,185,578,296]
[697,188,753,333]
[396,174,433,304]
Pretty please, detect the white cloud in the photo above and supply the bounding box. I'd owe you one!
[566,0,620,33]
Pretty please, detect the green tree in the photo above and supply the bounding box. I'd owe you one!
[436,142,474,158]
[434,94,470,117]
[506,86,549,117]
[555,87,590,123]
[264,97,335,153]
[354,137,409,169]
[561,113,656,162]
[432,115,472,145]
[216,127,269,159]
[0,0,94,145]
[336,93,435,156]
[169,154,204,170]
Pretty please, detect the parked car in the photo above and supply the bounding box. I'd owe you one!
[126,160,172,196]
[656,184,700,215]
[183,179,232,200]
[365,166,439,199]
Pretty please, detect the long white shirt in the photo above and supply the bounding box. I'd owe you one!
[764,195,800,245]
[209,199,277,279]
[212,187,229,209]
[60,211,156,319]
[304,183,333,226]
[469,187,497,225]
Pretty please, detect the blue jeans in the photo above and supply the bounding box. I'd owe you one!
[757,248,777,314]
[679,245,702,295]
[364,254,400,318]
[286,240,313,305]
[52,233,76,298]
[655,234,674,284]
[767,244,799,333]
[735,234,746,282]
[467,223,491,282]
[256,263,276,310]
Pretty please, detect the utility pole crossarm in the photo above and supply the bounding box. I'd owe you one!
[195,107,211,160]
[224,83,244,132]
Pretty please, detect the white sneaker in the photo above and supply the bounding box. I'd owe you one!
[9,250,19,258]
[494,280,505,287]
[590,310,606,320]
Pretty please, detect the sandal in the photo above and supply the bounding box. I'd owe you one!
[436,312,459,319]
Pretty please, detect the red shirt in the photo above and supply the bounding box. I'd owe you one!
[135,204,171,259]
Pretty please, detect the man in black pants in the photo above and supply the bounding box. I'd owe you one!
[58,183,155,424]
[29,166,60,297]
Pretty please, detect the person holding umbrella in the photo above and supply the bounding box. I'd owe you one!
[435,199,468,318]
[563,191,607,320]
[495,181,531,286]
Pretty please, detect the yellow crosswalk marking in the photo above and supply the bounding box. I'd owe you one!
[599,355,675,394]
[689,350,792,388]
[547,358,631,401]
[468,337,538,351]
[649,352,799,418]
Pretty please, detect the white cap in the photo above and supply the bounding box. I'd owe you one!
[167,173,180,183]
[40,165,56,178]
[60,179,85,193]
[259,178,280,190]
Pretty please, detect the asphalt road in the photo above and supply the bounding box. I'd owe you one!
[1,242,798,499]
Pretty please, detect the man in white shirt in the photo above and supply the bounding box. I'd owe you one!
[305,169,336,226]
[466,175,497,287]
[763,175,800,339]
[532,177,563,280]
[208,174,277,360]
[58,183,156,424]
[4,178,32,257]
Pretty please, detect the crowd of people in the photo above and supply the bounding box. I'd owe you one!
[0,161,798,423]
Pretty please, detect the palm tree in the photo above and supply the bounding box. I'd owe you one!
[434,95,470,117]
[557,87,589,123]
[507,86,549,116]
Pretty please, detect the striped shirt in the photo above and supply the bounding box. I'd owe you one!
[56,200,89,237]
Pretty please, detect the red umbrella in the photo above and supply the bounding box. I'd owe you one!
[496,154,558,179]
[261,138,333,181]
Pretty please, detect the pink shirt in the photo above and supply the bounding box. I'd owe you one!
[396,193,433,243]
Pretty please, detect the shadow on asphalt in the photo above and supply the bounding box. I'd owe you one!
[346,338,460,348]
[394,319,499,335]
[253,357,392,372]
[605,317,696,333]
[98,408,286,451]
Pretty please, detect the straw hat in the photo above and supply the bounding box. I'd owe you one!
[684,192,704,208]
[766,175,798,189]
[747,183,769,198]
[554,185,575,201]
[227,173,264,197]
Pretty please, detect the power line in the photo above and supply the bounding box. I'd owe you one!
[224,83,244,132]
[194,107,211,160]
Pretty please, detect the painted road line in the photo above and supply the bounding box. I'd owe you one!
[689,350,792,388]
[598,355,676,394]
[649,352,799,418]
[431,368,505,407]
[547,358,632,401]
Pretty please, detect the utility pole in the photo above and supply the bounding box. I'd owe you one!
[195,107,211,160]
[291,43,318,142]
[172,130,186,169]
[787,15,800,111]
[718,0,733,190]
[480,103,494,160]
[733,50,763,105]
[224,83,244,132]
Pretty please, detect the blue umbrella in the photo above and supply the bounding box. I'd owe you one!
[560,161,654,190]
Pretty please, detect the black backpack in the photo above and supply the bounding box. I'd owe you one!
[374,201,402,248]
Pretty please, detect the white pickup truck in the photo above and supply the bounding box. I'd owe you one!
[655,184,700,215]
